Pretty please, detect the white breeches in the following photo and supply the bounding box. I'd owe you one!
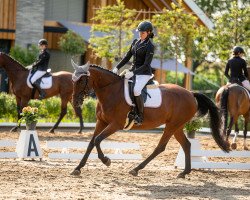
[30,70,46,84]
[242,80,250,90]
[134,75,152,96]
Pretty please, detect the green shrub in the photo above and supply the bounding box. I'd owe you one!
[0,93,97,123]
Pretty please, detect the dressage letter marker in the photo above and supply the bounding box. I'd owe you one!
[16,130,42,159]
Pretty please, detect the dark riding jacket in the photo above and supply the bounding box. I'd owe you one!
[116,38,154,75]
[32,49,50,71]
[225,56,248,82]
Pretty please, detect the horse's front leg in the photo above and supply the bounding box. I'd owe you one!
[71,120,108,176]
[94,123,119,166]
[10,97,26,132]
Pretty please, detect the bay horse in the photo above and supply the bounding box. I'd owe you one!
[0,52,84,133]
[215,84,249,150]
[70,61,229,178]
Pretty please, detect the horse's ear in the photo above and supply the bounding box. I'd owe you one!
[84,61,90,71]
[71,58,79,70]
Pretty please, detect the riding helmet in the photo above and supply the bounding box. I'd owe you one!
[38,39,48,46]
[136,21,153,32]
[233,46,245,55]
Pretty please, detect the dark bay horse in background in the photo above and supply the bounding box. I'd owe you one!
[0,52,84,133]
[216,84,249,150]
[71,61,229,178]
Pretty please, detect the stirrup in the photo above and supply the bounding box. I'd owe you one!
[38,92,46,100]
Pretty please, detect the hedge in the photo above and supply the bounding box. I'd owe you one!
[0,93,97,123]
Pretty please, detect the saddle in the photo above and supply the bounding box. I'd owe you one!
[128,76,155,105]
[27,69,53,89]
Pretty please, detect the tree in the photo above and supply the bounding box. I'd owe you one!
[58,30,86,56]
[152,2,200,84]
[89,0,137,65]
[10,45,39,66]
[194,0,249,18]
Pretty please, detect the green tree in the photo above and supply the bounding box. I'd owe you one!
[152,2,200,83]
[10,45,39,66]
[89,0,137,64]
[58,30,86,55]
[194,0,249,18]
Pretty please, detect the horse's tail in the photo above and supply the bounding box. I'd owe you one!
[193,93,230,152]
[220,88,229,134]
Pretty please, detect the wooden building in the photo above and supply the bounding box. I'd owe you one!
[0,0,213,92]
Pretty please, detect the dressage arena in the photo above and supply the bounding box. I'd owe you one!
[0,129,249,200]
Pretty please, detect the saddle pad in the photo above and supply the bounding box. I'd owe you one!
[124,79,162,108]
[27,71,52,89]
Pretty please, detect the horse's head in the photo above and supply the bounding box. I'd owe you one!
[71,59,91,108]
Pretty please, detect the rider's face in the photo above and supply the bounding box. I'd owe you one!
[38,44,46,50]
[139,31,148,40]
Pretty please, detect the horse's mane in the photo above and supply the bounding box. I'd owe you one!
[90,64,122,79]
[0,52,28,70]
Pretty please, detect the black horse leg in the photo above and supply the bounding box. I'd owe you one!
[10,104,21,132]
[71,120,108,176]
[243,117,248,150]
[49,107,67,133]
[226,117,234,141]
[74,106,84,134]
[231,121,239,150]
[129,126,172,176]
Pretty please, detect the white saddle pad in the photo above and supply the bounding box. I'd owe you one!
[124,79,162,108]
[27,71,52,89]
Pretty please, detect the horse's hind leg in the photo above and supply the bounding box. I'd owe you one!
[49,98,69,133]
[231,119,239,150]
[226,117,234,141]
[243,115,249,150]
[129,126,173,177]
[174,130,191,178]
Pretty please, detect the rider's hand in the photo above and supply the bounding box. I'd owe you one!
[26,65,32,70]
[112,67,118,74]
[125,71,134,79]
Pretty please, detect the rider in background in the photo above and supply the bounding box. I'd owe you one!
[112,21,155,125]
[225,46,249,90]
[30,39,50,99]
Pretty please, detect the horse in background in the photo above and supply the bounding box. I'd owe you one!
[0,52,84,133]
[70,61,229,178]
[215,84,249,150]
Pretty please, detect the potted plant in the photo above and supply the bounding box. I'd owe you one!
[184,118,203,139]
[18,106,39,130]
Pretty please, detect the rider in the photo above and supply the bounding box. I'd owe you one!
[112,21,155,125]
[30,39,50,99]
[225,46,249,90]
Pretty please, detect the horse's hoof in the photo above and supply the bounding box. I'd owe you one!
[48,129,55,134]
[177,173,186,179]
[70,169,81,176]
[104,157,111,166]
[231,143,237,150]
[244,146,249,151]
[10,127,18,132]
[77,130,82,134]
[129,169,138,176]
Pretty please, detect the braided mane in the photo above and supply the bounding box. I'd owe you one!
[89,64,121,79]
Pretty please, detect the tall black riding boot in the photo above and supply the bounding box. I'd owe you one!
[134,95,144,125]
[33,80,46,100]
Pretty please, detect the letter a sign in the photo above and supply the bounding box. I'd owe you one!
[16,130,42,159]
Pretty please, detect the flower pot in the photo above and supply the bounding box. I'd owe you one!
[26,122,37,130]
[187,130,195,139]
